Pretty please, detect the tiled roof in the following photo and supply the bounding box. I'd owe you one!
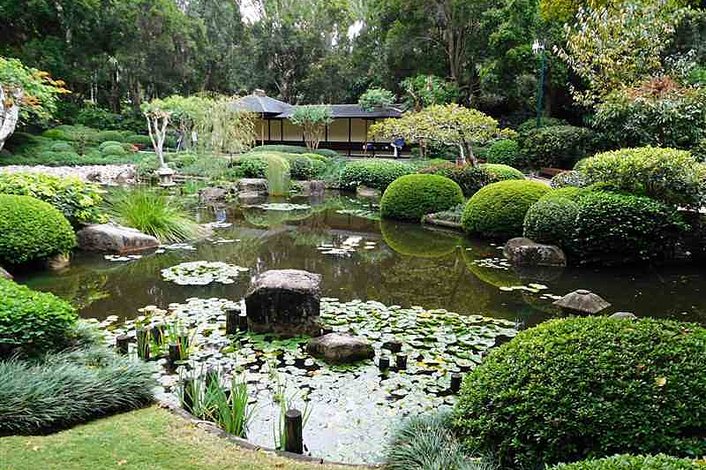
[277,104,403,119]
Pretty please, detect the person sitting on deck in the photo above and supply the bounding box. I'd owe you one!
[391,137,405,158]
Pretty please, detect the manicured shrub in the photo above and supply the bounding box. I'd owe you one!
[50,141,74,153]
[100,143,127,157]
[480,163,524,181]
[486,139,522,167]
[95,130,127,143]
[251,144,339,159]
[572,191,686,264]
[287,155,316,180]
[453,317,706,469]
[574,147,706,208]
[98,140,124,151]
[549,454,705,470]
[339,159,414,191]
[42,128,71,140]
[126,134,153,147]
[516,116,567,134]
[0,347,155,434]
[0,172,106,226]
[74,106,123,130]
[419,162,492,197]
[0,278,78,357]
[461,180,550,239]
[0,195,76,265]
[108,189,201,243]
[385,412,481,470]
[381,174,464,221]
[523,189,581,248]
[519,125,598,169]
[228,155,268,178]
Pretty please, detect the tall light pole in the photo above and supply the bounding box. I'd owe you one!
[532,39,546,128]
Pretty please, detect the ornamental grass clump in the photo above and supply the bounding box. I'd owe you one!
[107,189,201,243]
[453,317,706,469]
[380,174,464,221]
[0,194,76,265]
[0,347,155,435]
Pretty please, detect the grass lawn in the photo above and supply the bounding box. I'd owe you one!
[0,406,348,470]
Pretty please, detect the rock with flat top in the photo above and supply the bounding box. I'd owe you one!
[553,289,611,315]
[77,224,159,254]
[307,333,374,364]
[238,178,268,194]
[504,237,567,268]
[245,269,322,337]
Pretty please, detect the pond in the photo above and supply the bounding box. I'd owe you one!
[14,191,706,463]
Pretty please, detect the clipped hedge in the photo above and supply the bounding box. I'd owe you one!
[453,317,706,469]
[0,195,76,265]
[250,144,339,159]
[486,139,521,167]
[549,454,706,470]
[480,163,524,181]
[339,159,414,191]
[461,180,550,239]
[523,191,580,248]
[520,125,598,169]
[0,278,78,357]
[419,162,492,197]
[575,147,706,208]
[381,174,464,221]
[228,155,268,179]
[0,172,105,226]
[0,347,155,434]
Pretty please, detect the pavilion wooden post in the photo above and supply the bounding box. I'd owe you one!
[284,409,304,454]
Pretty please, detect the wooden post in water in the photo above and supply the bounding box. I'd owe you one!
[237,313,248,332]
[450,373,462,393]
[115,334,130,355]
[378,356,390,373]
[136,328,149,360]
[284,409,303,454]
[225,308,239,335]
[395,353,407,370]
[168,343,180,370]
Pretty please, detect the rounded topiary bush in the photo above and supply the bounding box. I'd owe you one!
[419,163,492,197]
[549,454,705,470]
[523,188,583,247]
[461,180,550,239]
[100,143,127,157]
[287,155,315,180]
[381,174,464,221]
[486,139,522,167]
[0,278,78,357]
[0,195,76,265]
[50,141,74,153]
[453,317,706,469]
[98,140,124,152]
[480,163,525,181]
[339,160,413,191]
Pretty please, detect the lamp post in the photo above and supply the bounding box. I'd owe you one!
[532,39,547,128]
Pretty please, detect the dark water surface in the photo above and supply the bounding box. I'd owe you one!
[17,192,706,326]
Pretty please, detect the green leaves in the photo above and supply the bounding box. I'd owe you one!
[380,174,464,221]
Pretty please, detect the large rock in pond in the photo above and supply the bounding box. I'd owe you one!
[245,269,322,337]
[307,333,374,364]
[504,237,567,268]
[199,186,232,204]
[295,180,326,197]
[77,224,160,254]
[238,178,268,195]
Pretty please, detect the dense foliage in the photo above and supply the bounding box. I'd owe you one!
[486,139,521,167]
[575,147,706,208]
[419,163,493,197]
[519,125,598,169]
[461,180,550,239]
[453,317,706,468]
[0,173,105,226]
[479,163,525,181]
[0,347,155,434]
[380,174,464,221]
[0,194,76,265]
[549,454,706,470]
[0,278,78,357]
[339,160,413,191]
[523,188,582,247]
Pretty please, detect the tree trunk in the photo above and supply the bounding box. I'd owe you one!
[0,87,22,152]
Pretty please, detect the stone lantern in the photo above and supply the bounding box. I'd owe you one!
[553,289,611,315]
[156,166,176,187]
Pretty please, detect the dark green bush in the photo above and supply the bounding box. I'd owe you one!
[519,125,598,169]
[454,317,706,469]
[100,143,127,157]
[251,144,339,159]
[287,155,316,180]
[0,195,76,265]
[49,141,74,153]
[0,172,106,226]
[574,147,706,208]
[339,159,414,191]
[419,163,492,197]
[516,117,567,134]
[461,180,550,239]
[41,128,70,140]
[0,347,155,434]
[228,155,268,178]
[95,130,127,143]
[126,134,153,147]
[74,106,123,130]
[523,189,581,248]
[486,139,521,167]
[381,174,464,221]
[572,191,686,265]
[480,163,524,181]
[0,278,77,357]
[549,454,705,470]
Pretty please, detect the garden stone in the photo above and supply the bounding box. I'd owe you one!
[238,191,267,205]
[356,185,380,199]
[307,334,374,364]
[503,237,567,268]
[0,266,11,280]
[237,178,268,194]
[553,289,611,315]
[245,269,322,337]
[77,223,160,254]
[198,186,230,204]
[295,180,326,197]
[610,311,638,320]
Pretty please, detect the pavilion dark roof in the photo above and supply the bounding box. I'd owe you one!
[233,93,402,119]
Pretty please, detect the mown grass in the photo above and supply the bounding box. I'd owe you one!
[0,406,349,470]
